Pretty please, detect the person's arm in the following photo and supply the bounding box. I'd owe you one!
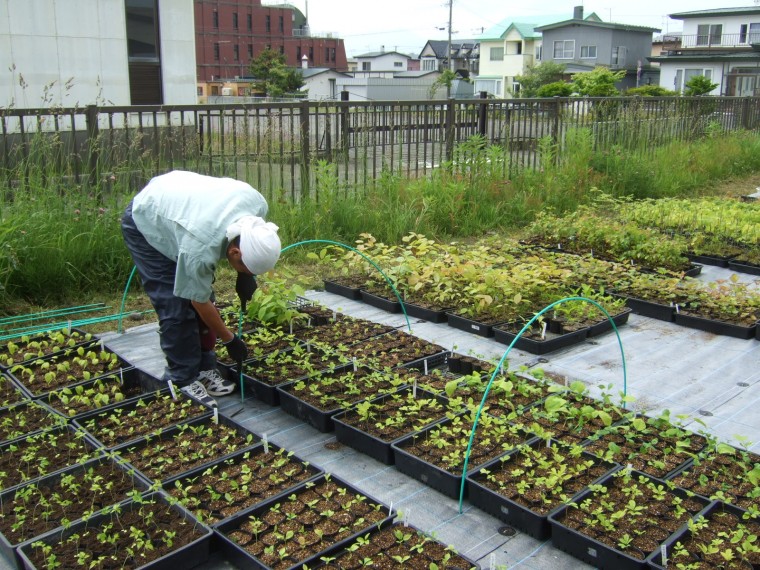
[191,300,234,343]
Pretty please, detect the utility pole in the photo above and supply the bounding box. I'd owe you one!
[447,0,453,72]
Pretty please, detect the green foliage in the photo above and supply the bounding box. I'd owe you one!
[515,61,567,98]
[572,67,626,97]
[536,81,574,97]
[248,48,304,97]
[684,75,719,96]
[428,69,458,99]
[624,85,678,97]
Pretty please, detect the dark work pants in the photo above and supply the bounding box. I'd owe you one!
[121,201,216,386]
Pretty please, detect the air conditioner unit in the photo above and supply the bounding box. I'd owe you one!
[221,87,233,96]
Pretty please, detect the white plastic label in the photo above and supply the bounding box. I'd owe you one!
[403,508,410,527]
[661,544,668,567]
[213,407,219,424]
[489,553,496,570]
[423,359,428,375]
[413,380,417,398]
[119,368,124,386]
[168,381,177,400]
[541,321,547,340]
[353,358,357,371]
[263,432,269,454]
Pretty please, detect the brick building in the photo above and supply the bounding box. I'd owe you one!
[195,0,347,83]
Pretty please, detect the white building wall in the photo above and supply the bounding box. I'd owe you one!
[355,53,409,72]
[0,0,196,109]
[659,62,724,95]
[681,14,759,39]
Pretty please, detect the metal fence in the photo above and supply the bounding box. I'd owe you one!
[2,96,759,202]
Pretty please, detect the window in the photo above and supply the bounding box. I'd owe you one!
[580,45,597,59]
[553,40,574,59]
[535,45,542,61]
[611,46,627,66]
[232,12,238,30]
[512,81,521,95]
[326,47,330,60]
[279,16,284,32]
[247,14,252,31]
[674,68,713,92]
[330,48,336,62]
[297,46,302,60]
[279,45,284,55]
[309,47,314,61]
[394,61,403,67]
[213,11,218,28]
[740,23,760,44]
[490,47,504,61]
[233,44,239,61]
[362,62,371,71]
[697,24,722,46]
[422,58,436,71]
[266,15,271,32]
[197,86,203,96]
[248,44,253,58]
[213,43,220,61]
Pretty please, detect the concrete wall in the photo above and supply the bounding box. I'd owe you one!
[0,0,196,108]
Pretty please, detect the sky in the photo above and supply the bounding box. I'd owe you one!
[295,0,751,57]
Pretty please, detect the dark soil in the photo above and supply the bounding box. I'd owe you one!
[0,401,63,442]
[244,347,350,387]
[0,459,140,545]
[22,498,207,570]
[79,393,210,448]
[320,523,477,569]
[0,373,25,407]
[225,478,388,570]
[167,447,317,525]
[347,330,445,369]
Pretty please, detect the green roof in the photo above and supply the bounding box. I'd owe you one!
[479,15,565,41]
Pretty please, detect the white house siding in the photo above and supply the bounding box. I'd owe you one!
[0,0,196,109]
[681,14,759,46]
[355,53,410,72]
[302,71,347,101]
[658,62,722,95]
[335,77,472,101]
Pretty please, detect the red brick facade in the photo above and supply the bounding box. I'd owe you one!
[195,0,347,82]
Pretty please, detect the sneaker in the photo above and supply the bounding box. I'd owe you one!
[199,369,236,397]
[180,380,218,408]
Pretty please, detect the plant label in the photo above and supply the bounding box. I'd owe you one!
[413,380,417,398]
[213,407,219,424]
[490,553,496,570]
[168,381,177,400]
[263,432,269,454]
[661,544,668,567]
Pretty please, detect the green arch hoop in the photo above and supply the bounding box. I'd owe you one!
[456,295,628,513]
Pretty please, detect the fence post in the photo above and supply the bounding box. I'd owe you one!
[740,97,752,130]
[477,91,488,138]
[445,98,455,163]
[550,97,561,165]
[340,90,349,156]
[85,105,100,189]
[300,99,310,200]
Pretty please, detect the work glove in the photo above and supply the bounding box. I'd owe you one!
[223,335,249,364]
[236,272,257,313]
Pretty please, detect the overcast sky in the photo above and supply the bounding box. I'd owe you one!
[297,0,750,57]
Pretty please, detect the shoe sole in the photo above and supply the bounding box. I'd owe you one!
[204,384,236,397]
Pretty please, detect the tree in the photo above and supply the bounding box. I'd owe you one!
[514,62,566,97]
[572,67,625,97]
[684,75,718,96]
[248,48,304,97]
[428,69,458,99]
[536,81,574,97]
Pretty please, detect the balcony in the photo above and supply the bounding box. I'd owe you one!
[678,32,760,50]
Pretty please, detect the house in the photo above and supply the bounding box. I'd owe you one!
[535,6,661,90]
[0,0,196,107]
[651,32,683,66]
[475,16,562,97]
[353,50,415,73]
[194,0,347,87]
[300,67,352,101]
[648,6,760,96]
[418,40,480,76]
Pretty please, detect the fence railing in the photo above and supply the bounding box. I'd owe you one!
[2,96,759,203]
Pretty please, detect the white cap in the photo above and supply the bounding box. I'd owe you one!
[226,216,281,274]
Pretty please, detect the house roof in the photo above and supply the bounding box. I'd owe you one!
[536,17,660,34]
[479,15,566,41]
[419,39,479,59]
[393,70,440,78]
[669,6,760,19]
[354,51,412,59]
[649,51,760,64]
[301,67,351,79]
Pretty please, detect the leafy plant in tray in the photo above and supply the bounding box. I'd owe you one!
[0,400,64,444]
[217,474,392,570]
[20,492,211,570]
[42,373,143,418]
[77,391,210,448]
[549,468,710,567]
[0,329,94,369]
[312,522,479,569]
[166,446,320,526]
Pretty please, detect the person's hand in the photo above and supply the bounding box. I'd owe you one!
[223,335,248,363]
[236,273,257,312]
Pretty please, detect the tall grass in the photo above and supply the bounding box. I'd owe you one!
[1,127,759,309]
